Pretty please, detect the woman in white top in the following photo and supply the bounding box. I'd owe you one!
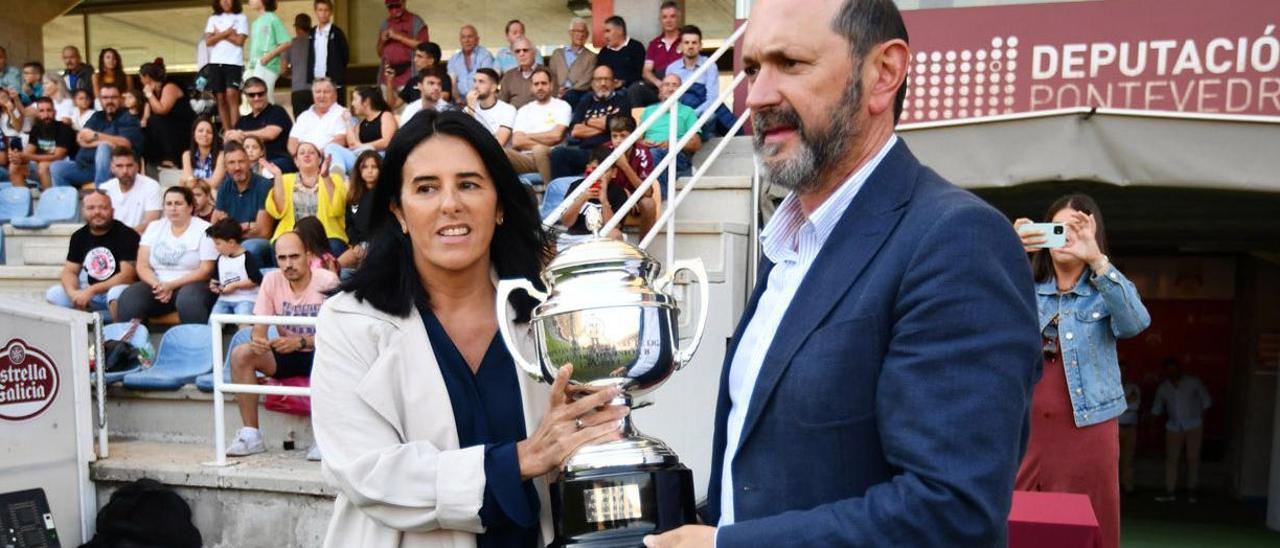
[116,186,219,324]
[312,109,624,547]
[203,0,250,128]
[41,74,76,126]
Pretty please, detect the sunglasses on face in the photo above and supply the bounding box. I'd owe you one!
[245,91,266,98]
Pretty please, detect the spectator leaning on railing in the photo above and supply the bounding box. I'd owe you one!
[226,230,338,460]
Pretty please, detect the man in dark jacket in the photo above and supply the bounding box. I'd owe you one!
[305,0,349,105]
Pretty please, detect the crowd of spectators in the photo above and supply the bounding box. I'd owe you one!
[2,0,733,459]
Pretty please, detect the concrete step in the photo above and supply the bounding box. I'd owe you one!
[3,223,77,266]
[0,265,61,301]
[671,175,753,226]
[22,241,69,266]
[93,440,332,548]
[98,381,318,449]
[692,135,754,178]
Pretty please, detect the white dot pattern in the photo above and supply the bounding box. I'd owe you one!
[906,35,1019,121]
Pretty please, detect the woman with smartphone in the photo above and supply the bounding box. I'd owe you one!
[1012,193,1150,548]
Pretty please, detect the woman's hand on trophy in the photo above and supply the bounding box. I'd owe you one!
[517,365,629,480]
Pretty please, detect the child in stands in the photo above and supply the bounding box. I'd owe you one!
[207,217,263,318]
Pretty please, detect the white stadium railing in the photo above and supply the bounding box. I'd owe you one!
[207,313,317,467]
[542,21,754,264]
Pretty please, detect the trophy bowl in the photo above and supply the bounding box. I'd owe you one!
[495,235,709,546]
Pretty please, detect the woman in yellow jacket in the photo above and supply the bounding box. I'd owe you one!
[263,142,349,255]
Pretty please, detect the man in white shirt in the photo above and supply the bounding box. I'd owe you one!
[98,148,160,234]
[398,68,454,127]
[464,68,515,146]
[1152,358,1212,502]
[288,78,354,175]
[504,68,571,185]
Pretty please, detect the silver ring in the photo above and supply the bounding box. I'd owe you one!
[575,418,585,430]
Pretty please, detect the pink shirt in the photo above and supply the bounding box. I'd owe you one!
[253,268,339,337]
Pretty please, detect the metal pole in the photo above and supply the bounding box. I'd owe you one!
[210,317,227,466]
[667,95,678,267]
[93,313,107,459]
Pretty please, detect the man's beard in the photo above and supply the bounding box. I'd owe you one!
[752,73,862,194]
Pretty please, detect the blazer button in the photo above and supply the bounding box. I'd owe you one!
[1065,332,1074,340]
[740,485,751,492]
[1092,312,1101,319]
[1075,388,1083,395]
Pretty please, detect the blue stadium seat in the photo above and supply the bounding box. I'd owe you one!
[0,186,31,224]
[195,326,275,392]
[122,324,213,390]
[11,187,79,229]
[97,322,152,385]
[518,172,544,187]
[0,229,5,264]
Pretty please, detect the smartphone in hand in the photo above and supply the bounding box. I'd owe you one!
[1018,222,1067,249]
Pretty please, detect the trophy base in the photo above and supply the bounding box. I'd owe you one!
[550,464,697,547]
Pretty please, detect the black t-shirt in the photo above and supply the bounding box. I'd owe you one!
[563,178,628,235]
[28,120,77,158]
[66,220,140,284]
[399,66,454,104]
[235,104,294,162]
[570,92,630,149]
[597,39,647,88]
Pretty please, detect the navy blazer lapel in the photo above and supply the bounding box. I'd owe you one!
[735,140,920,450]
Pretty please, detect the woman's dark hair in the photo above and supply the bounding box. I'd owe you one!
[354,85,391,114]
[123,87,146,116]
[187,116,223,165]
[74,88,94,102]
[339,109,552,320]
[349,150,381,206]
[164,185,195,208]
[138,58,166,82]
[294,216,330,258]
[206,217,245,242]
[97,48,127,89]
[212,0,243,14]
[1032,193,1110,283]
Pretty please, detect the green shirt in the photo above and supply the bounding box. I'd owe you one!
[641,103,699,145]
[249,12,290,73]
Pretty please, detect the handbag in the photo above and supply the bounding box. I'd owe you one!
[101,320,143,373]
[263,376,312,416]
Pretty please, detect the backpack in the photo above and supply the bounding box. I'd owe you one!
[80,478,202,548]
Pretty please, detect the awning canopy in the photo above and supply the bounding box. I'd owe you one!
[898,108,1280,193]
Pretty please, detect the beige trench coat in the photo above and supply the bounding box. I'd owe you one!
[311,291,555,548]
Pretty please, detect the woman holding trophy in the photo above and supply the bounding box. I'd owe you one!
[311,110,628,547]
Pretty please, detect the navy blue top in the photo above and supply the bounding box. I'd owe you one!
[78,110,144,164]
[214,174,273,224]
[416,304,541,547]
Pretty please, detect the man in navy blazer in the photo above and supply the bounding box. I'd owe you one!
[645,1,1041,547]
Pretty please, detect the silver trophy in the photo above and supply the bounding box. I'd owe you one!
[495,208,708,545]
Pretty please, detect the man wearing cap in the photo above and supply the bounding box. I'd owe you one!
[377,0,429,90]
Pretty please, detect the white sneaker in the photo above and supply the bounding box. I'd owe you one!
[306,445,322,461]
[226,427,266,456]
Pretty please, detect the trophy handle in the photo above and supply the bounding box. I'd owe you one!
[660,259,710,370]
[495,278,548,381]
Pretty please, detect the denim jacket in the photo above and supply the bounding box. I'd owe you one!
[1037,263,1150,427]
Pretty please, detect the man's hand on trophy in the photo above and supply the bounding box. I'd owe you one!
[643,524,716,547]
[517,364,629,480]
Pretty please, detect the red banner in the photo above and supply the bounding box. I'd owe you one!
[899,0,1280,123]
